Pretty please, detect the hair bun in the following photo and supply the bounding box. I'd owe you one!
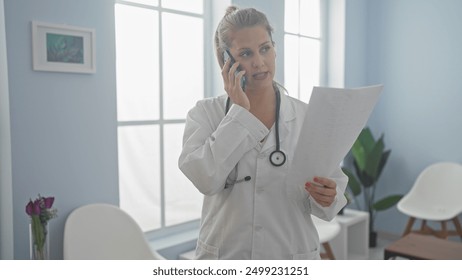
[225,5,238,16]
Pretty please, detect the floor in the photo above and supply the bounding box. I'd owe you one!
[368,236,395,260]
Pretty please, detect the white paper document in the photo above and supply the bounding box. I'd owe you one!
[287,85,383,188]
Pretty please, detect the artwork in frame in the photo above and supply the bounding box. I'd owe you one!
[32,21,96,74]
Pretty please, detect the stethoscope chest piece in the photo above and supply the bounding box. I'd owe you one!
[270,150,286,166]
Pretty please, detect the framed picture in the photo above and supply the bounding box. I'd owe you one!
[32,21,96,74]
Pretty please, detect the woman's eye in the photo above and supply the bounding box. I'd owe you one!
[261,46,271,53]
[240,51,251,57]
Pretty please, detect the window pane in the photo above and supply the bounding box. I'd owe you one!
[162,13,203,120]
[123,0,159,6]
[284,0,299,34]
[118,125,161,231]
[299,38,320,103]
[164,124,202,226]
[162,0,203,14]
[300,0,321,38]
[115,4,159,121]
[284,34,299,99]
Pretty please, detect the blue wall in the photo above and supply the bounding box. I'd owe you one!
[4,0,118,259]
[347,0,462,234]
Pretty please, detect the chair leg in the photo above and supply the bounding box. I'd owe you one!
[322,242,336,260]
[440,221,448,239]
[420,220,427,232]
[452,217,462,240]
[402,216,462,239]
[419,220,438,236]
[403,217,416,236]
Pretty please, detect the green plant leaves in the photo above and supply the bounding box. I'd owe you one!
[342,167,361,196]
[372,195,403,211]
[351,127,375,171]
[350,128,391,188]
[341,127,403,233]
[365,135,384,179]
[376,149,391,182]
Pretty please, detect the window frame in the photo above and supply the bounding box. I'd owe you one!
[283,0,327,101]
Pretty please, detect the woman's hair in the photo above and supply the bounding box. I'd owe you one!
[214,6,274,68]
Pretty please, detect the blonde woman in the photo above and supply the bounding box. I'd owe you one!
[179,6,347,260]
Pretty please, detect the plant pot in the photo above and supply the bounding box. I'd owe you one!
[369,231,377,248]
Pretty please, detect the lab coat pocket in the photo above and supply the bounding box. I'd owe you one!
[292,248,320,260]
[195,239,219,260]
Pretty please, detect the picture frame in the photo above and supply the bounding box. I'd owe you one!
[32,21,96,74]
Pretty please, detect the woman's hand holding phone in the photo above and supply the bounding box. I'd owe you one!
[222,51,250,111]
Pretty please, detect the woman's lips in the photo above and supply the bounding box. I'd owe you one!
[252,72,269,80]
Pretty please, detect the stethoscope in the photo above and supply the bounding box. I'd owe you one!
[225,87,286,167]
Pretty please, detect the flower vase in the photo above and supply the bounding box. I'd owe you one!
[29,221,49,260]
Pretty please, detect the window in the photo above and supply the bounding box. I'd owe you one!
[115,0,207,232]
[284,0,323,103]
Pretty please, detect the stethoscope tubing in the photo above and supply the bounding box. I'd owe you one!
[225,87,286,167]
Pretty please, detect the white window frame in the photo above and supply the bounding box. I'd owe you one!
[284,0,327,101]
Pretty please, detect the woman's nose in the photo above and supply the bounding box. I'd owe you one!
[252,54,264,68]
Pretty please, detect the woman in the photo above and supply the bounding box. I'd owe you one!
[178,6,347,260]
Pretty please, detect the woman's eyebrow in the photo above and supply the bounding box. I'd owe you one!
[237,41,272,52]
[237,47,251,52]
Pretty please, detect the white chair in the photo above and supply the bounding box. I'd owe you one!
[63,203,164,259]
[312,216,341,260]
[397,162,462,239]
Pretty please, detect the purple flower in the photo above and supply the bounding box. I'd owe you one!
[25,200,34,216]
[43,197,54,209]
[25,199,41,215]
[25,195,57,218]
[33,199,41,215]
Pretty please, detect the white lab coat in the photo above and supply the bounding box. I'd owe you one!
[178,91,347,260]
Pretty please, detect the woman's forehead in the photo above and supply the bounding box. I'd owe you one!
[229,26,271,50]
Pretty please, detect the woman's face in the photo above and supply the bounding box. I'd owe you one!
[228,25,276,91]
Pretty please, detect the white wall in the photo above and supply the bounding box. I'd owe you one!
[326,0,345,87]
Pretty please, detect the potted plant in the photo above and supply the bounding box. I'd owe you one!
[342,127,402,247]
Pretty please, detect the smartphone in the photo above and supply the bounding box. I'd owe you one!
[224,49,246,91]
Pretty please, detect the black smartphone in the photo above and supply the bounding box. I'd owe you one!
[224,49,246,91]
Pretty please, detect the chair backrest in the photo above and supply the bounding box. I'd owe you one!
[401,162,462,216]
[312,215,341,243]
[63,203,164,260]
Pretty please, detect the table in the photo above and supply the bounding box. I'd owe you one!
[328,208,369,259]
[384,233,462,260]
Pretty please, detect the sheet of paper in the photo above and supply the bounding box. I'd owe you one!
[287,85,383,188]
